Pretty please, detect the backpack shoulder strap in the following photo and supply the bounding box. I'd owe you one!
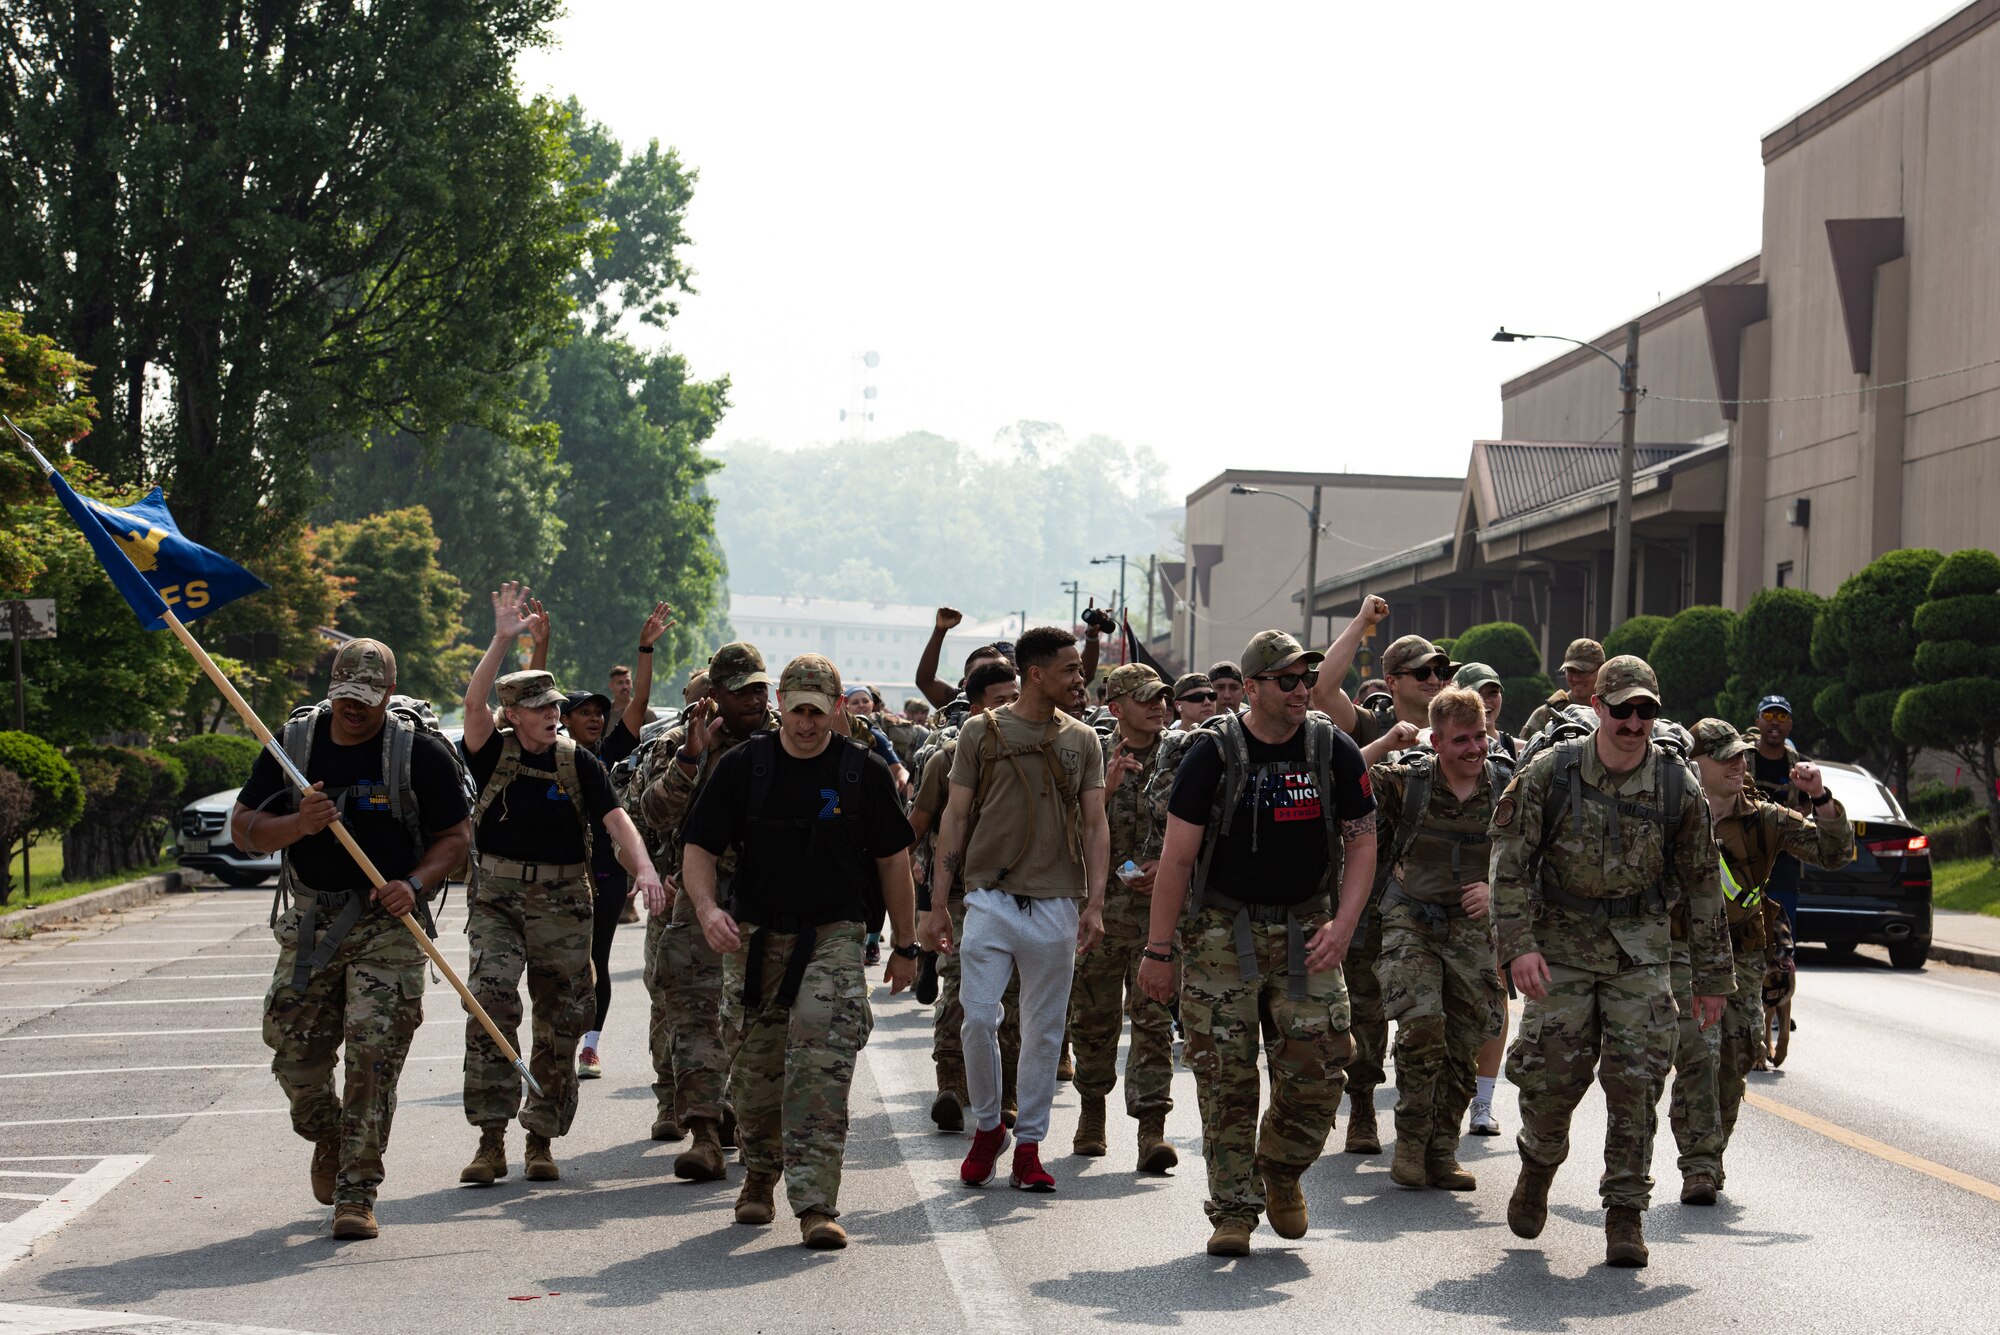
[471,732,523,827]
[281,705,324,788]
[382,712,419,847]
[746,731,777,821]
[1394,752,1435,868]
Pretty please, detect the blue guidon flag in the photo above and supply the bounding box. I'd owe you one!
[7,415,265,628]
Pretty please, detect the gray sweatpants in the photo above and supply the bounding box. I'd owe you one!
[960,888,1079,1144]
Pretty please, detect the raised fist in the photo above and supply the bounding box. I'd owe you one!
[935,607,963,632]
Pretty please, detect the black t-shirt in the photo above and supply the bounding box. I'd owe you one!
[579,720,640,877]
[1168,721,1375,907]
[683,738,914,926]
[239,715,471,892]
[467,731,618,863]
[1750,749,1804,895]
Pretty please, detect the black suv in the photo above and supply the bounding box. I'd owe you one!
[1793,761,1931,969]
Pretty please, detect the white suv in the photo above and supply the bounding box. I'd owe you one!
[176,788,281,888]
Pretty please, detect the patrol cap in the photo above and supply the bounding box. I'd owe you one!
[1105,664,1169,703]
[1689,717,1750,761]
[905,697,927,713]
[496,669,565,711]
[1594,655,1661,707]
[560,689,613,716]
[1453,661,1502,691]
[1757,694,1793,716]
[1241,629,1325,679]
[1173,672,1213,699]
[708,642,772,692]
[328,638,397,707]
[1561,638,1607,673]
[779,653,842,715]
[1381,634,1449,676]
[1208,660,1244,683]
[683,670,710,700]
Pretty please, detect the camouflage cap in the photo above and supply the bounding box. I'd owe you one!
[1453,661,1502,690]
[682,669,710,700]
[1594,654,1661,706]
[1382,634,1449,676]
[1689,717,1750,760]
[709,641,771,693]
[1173,672,1213,698]
[1105,663,1169,703]
[1240,630,1324,679]
[778,653,842,715]
[1561,637,1607,673]
[905,696,928,713]
[496,669,565,711]
[328,638,397,707]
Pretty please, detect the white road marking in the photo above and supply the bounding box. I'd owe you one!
[0,996,261,1011]
[0,1172,75,1179]
[0,977,263,986]
[0,1109,284,1129]
[0,1028,261,1042]
[0,958,268,967]
[0,1300,329,1333]
[0,1063,268,1080]
[0,1193,51,1203]
[0,1155,148,1273]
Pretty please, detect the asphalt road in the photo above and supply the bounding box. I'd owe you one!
[3,885,1999,1334]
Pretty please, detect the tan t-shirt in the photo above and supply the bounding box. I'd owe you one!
[949,705,1105,899]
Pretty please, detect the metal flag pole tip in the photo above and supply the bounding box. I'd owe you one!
[516,1059,545,1100]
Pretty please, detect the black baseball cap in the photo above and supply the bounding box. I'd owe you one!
[560,690,614,716]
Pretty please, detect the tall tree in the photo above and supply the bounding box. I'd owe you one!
[311,508,471,704]
[2,1,598,559]
[1813,548,1943,794]
[1895,548,2000,854]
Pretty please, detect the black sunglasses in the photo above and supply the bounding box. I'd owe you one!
[1254,669,1320,693]
[1606,698,1662,721]
[1179,690,1217,704]
[1394,665,1447,683]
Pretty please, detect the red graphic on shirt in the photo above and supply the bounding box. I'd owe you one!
[1271,768,1323,823]
[1358,767,1373,800]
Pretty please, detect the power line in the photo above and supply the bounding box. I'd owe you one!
[1505,411,1627,516]
[1641,352,2000,407]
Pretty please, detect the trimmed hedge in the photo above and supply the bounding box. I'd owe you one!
[1450,622,1541,677]
[0,766,31,901]
[161,734,265,807]
[1928,547,2000,600]
[1603,615,1669,663]
[1911,593,2000,646]
[61,745,186,882]
[1652,606,1737,722]
[1927,810,1993,862]
[0,731,84,835]
[1906,781,1975,826]
[1915,639,1986,684]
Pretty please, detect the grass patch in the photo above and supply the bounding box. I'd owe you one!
[2,840,176,916]
[1932,856,2000,918]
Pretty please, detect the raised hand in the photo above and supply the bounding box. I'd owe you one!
[524,597,550,651]
[935,606,963,632]
[1360,594,1390,626]
[492,581,532,640]
[640,600,676,648]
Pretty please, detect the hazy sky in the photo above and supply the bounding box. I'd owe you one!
[518,1,1955,499]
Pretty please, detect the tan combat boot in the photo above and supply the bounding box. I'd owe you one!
[800,1210,848,1250]
[330,1202,378,1240]
[1057,1042,1075,1082]
[734,1170,778,1226]
[524,1132,559,1182]
[719,1105,739,1150]
[674,1117,728,1182]
[1680,1171,1718,1206]
[1508,1155,1559,1239]
[310,1138,340,1206]
[1605,1205,1649,1267]
[1137,1114,1178,1173]
[1426,1151,1477,1192]
[1389,1131,1429,1188]
[1073,1096,1108,1157]
[1260,1165,1308,1240]
[650,1110,684,1142]
[1206,1218,1253,1256]
[1344,1093,1381,1154]
[459,1126,508,1185]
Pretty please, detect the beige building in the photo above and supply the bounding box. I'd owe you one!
[1307,0,2000,667]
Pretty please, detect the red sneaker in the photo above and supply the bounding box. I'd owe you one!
[960,1124,1010,1187]
[1010,1141,1056,1192]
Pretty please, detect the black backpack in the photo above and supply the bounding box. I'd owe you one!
[740,731,880,925]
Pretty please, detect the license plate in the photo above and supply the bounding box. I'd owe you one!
[180,838,209,854]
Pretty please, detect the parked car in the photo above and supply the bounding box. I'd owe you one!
[176,787,281,888]
[1793,760,1931,969]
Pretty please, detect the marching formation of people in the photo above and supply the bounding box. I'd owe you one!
[237,583,1854,1266]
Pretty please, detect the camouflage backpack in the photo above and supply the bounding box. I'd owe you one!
[470,730,592,871]
[1355,745,1512,953]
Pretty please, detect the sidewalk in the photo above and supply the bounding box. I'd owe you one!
[1931,908,2000,973]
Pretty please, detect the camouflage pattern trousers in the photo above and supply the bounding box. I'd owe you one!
[1376,903,1503,1158]
[1505,959,1676,1209]
[644,889,730,1125]
[1714,942,1769,1168]
[933,896,1019,1099]
[264,902,424,1207]
[463,873,594,1138]
[723,921,873,1220]
[1666,950,1724,1178]
[1180,906,1353,1227]
[1068,883,1175,1118]
[1345,908,1387,1099]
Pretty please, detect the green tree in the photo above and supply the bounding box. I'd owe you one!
[0,730,84,903]
[311,509,470,704]
[61,745,183,881]
[1812,548,1943,791]
[3,2,599,560]
[1651,606,1737,723]
[1894,549,2000,856]
[1716,587,1836,750]
[1603,614,1670,663]
[0,311,97,593]
[1449,621,1554,734]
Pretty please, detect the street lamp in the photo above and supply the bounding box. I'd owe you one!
[1090,555,1129,657]
[1231,483,1322,645]
[1493,323,1641,629]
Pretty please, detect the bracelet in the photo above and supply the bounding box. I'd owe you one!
[676,749,699,768]
[637,645,653,654]
[1811,791,1834,806]
[1142,947,1175,964]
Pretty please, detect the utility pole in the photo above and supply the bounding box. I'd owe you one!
[1609,320,1640,630]
[1144,555,1157,645]
[1303,484,1322,645]
[1061,579,1080,632]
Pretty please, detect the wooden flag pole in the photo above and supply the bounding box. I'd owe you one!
[160,608,543,1098]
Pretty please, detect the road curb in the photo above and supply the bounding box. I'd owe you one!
[1928,940,2000,973]
[2,870,185,935]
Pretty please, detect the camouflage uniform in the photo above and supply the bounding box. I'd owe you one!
[1520,638,1605,739]
[463,869,596,1134]
[1069,671,1175,1122]
[1371,757,1506,1172]
[1491,660,1732,1212]
[1669,719,1852,1182]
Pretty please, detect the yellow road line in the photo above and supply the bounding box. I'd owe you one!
[1746,1090,2000,1205]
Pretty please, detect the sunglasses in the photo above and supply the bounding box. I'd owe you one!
[1605,698,1662,721]
[1179,690,1217,704]
[1253,670,1320,693]
[1394,665,1446,683]
[1760,709,1791,722]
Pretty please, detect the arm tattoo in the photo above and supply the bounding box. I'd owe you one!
[940,851,962,880]
[1340,816,1374,845]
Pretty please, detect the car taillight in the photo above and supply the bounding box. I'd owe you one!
[1866,836,1929,858]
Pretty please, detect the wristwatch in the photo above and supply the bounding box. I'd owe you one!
[1142,947,1175,964]
[1811,790,1835,807]
[891,943,923,960]
[407,874,427,900]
